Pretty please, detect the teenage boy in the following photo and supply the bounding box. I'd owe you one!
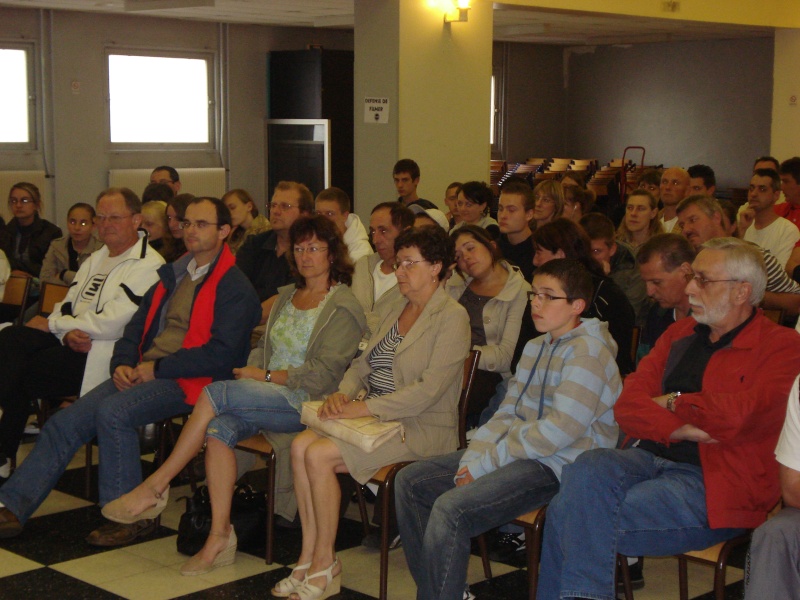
[395,258,622,600]
[496,178,536,282]
[580,213,649,324]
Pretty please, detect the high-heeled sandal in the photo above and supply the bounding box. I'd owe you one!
[271,562,311,597]
[180,526,237,576]
[101,485,170,524]
[288,557,341,600]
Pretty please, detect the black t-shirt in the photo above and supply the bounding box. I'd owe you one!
[635,310,756,465]
[497,233,534,283]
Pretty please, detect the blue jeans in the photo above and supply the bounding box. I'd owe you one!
[0,378,190,523]
[537,448,746,600]
[204,379,304,448]
[395,450,559,600]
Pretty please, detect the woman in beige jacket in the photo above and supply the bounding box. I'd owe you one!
[276,226,470,600]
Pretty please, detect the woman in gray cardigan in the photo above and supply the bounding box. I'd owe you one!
[101,215,365,575]
[279,227,470,600]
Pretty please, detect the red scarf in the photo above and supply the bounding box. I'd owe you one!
[140,246,235,405]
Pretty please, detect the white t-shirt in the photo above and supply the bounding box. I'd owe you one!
[661,215,679,233]
[372,260,397,302]
[743,216,800,268]
[776,374,800,472]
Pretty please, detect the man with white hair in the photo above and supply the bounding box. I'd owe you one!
[537,237,800,600]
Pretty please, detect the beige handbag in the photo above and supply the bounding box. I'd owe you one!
[300,400,404,454]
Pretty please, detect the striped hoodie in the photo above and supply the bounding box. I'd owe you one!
[459,318,622,481]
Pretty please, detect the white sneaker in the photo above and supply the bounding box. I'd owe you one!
[24,421,40,435]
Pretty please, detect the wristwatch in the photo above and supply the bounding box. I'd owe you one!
[666,391,681,412]
[265,370,272,383]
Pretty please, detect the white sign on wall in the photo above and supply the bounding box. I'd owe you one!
[364,97,390,124]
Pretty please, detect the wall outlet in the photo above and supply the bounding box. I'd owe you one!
[662,1,680,12]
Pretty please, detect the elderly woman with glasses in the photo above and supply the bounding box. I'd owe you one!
[278,226,470,600]
[101,214,365,576]
[3,182,62,279]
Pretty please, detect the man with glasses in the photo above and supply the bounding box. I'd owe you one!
[537,238,800,600]
[236,181,313,321]
[0,187,163,487]
[0,197,261,547]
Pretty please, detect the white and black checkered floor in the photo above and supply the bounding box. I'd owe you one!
[0,436,747,599]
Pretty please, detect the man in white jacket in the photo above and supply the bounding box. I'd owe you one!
[0,187,163,481]
[314,187,372,264]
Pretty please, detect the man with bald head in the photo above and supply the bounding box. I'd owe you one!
[659,167,691,233]
[0,187,164,484]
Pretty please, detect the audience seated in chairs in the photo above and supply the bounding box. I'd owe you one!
[0,187,163,487]
[536,237,800,600]
[0,196,260,548]
[446,225,530,425]
[581,212,650,325]
[281,226,470,600]
[223,188,271,255]
[100,215,365,575]
[396,258,622,600]
[40,202,103,286]
[634,234,695,363]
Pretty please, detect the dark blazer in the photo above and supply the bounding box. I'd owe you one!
[1,214,63,277]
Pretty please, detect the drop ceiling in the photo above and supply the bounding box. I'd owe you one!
[0,0,775,45]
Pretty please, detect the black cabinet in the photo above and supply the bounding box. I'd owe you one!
[268,49,354,204]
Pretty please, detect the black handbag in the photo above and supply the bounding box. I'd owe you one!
[176,484,266,555]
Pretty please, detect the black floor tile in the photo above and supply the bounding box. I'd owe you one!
[0,505,176,565]
[0,567,123,599]
[469,568,530,599]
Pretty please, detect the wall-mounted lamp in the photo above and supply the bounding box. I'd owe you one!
[444,0,470,23]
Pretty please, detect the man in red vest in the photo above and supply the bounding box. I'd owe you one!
[0,197,260,546]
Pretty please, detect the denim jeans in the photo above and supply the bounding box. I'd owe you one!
[395,450,559,600]
[204,379,304,448]
[537,448,746,600]
[0,378,190,523]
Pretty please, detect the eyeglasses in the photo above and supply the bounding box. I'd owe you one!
[68,219,92,227]
[691,275,740,289]
[8,197,34,206]
[293,246,328,255]
[179,220,218,230]
[93,214,133,225]
[393,258,429,271]
[270,202,297,212]
[528,291,572,303]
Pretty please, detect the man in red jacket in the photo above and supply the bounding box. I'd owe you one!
[537,236,800,600]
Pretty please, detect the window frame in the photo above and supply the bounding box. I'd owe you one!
[0,41,37,151]
[104,47,217,151]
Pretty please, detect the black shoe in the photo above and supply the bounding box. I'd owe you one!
[617,558,645,591]
[488,531,526,562]
[275,513,301,529]
[0,507,23,538]
[362,531,402,550]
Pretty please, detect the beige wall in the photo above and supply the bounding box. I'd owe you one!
[0,7,353,223]
[771,29,800,161]
[354,0,493,217]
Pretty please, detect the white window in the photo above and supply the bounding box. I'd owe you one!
[107,52,213,145]
[0,47,32,145]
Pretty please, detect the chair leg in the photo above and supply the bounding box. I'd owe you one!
[265,450,276,565]
[355,485,371,539]
[678,555,689,600]
[477,533,493,580]
[378,477,392,600]
[617,555,634,600]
